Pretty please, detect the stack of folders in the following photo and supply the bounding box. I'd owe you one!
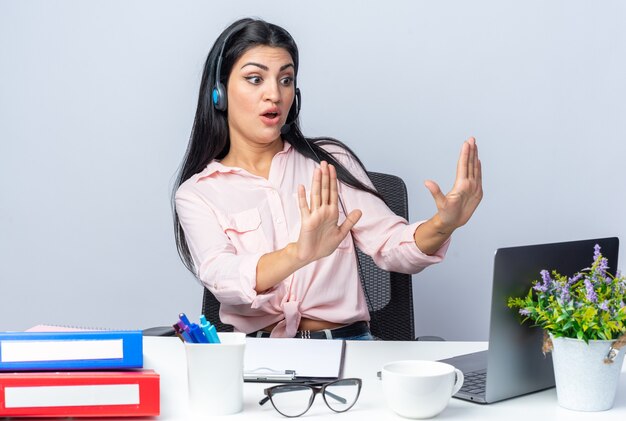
[0,329,160,417]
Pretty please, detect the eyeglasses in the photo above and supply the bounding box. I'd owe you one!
[259,378,362,417]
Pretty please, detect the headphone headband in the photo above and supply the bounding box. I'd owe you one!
[212,22,248,111]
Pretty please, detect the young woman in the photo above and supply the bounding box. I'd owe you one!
[173,18,483,339]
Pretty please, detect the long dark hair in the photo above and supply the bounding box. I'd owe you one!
[173,18,382,274]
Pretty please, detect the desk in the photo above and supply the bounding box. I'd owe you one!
[141,337,626,420]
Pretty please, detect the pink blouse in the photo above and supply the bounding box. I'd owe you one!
[175,142,450,337]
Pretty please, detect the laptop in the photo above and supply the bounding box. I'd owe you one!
[439,237,620,404]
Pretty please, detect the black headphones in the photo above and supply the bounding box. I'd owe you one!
[211,22,301,126]
[211,23,243,111]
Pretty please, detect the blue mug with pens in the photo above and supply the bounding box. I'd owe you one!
[179,313,246,416]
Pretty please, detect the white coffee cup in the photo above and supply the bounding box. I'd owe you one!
[184,332,246,417]
[380,360,464,419]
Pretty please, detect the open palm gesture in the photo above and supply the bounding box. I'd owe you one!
[424,137,483,233]
[294,161,362,264]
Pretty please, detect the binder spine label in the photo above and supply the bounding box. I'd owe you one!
[4,384,140,408]
[1,339,124,363]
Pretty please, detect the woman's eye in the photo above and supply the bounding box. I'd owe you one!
[280,77,293,86]
[245,76,262,84]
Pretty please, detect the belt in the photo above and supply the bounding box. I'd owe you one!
[248,321,370,339]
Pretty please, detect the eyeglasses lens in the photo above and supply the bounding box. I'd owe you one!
[270,385,314,417]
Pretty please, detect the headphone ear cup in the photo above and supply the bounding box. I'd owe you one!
[212,82,227,111]
[294,88,301,116]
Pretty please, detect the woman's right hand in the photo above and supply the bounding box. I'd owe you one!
[255,161,361,293]
[293,161,362,265]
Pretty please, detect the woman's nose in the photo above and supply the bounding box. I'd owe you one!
[263,80,281,103]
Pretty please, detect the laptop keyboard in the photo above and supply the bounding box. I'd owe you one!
[459,369,487,395]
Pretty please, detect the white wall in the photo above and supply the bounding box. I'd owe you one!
[1,0,624,339]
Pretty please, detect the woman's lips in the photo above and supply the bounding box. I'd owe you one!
[260,112,281,126]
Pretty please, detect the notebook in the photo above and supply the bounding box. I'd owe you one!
[439,237,620,404]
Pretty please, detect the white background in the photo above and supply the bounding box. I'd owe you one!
[1,0,624,340]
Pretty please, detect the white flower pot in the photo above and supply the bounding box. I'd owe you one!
[550,333,626,411]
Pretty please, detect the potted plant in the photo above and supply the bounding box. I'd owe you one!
[508,244,626,411]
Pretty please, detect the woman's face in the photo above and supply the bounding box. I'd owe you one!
[226,45,296,146]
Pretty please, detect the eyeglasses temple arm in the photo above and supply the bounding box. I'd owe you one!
[324,390,347,404]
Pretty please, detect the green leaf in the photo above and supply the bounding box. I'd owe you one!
[555,313,570,323]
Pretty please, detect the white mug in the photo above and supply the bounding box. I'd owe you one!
[380,360,464,419]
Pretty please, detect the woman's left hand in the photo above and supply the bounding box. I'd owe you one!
[424,137,483,234]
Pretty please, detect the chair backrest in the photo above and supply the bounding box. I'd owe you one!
[358,172,414,340]
[202,171,415,340]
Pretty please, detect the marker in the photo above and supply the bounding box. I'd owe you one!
[199,315,221,344]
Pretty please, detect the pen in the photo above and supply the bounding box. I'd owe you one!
[188,322,209,343]
[199,315,221,344]
[175,320,193,343]
[178,313,193,328]
[179,313,209,343]
[244,369,296,381]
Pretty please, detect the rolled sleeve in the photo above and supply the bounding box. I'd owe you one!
[382,220,450,273]
[329,148,451,275]
[200,252,261,304]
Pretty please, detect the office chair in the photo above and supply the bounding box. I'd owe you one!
[201,171,428,341]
